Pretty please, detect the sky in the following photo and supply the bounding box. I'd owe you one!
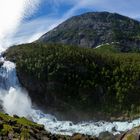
[0,0,140,50]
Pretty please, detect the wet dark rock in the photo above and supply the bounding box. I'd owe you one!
[13,114,19,119]
[71,133,98,140]
[112,127,117,132]
[13,126,21,134]
[8,120,17,126]
[0,61,3,67]
[98,131,121,140]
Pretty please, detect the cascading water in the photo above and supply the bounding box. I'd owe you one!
[0,56,140,136]
[0,58,32,116]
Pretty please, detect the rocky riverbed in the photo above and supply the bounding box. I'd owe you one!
[0,112,100,140]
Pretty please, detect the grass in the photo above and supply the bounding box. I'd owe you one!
[0,112,42,128]
[95,44,120,53]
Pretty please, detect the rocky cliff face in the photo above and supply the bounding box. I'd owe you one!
[38,12,140,51]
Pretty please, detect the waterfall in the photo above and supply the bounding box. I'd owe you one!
[0,57,140,136]
[0,59,32,117]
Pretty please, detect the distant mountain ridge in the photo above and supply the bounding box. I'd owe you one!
[38,12,140,52]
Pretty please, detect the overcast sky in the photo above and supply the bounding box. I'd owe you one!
[0,0,140,50]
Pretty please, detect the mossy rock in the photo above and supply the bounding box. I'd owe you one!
[20,128,30,139]
[0,124,13,136]
[0,112,100,140]
[121,126,140,140]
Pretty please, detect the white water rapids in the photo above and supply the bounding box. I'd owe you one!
[0,57,140,137]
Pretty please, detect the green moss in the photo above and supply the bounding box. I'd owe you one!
[17,117,41,127]
[0,112,48,139]
[20,128,30,139]
[0,112,40,127]
[0,124,13,135]
[126,134,136,140]
[0,112,15,121]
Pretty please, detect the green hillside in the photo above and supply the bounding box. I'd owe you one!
[5,43,140,119]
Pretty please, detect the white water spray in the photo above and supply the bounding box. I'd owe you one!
[0,59,32,117]
[1,87,32,117]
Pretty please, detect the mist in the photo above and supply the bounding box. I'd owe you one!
[0,60,33,117]
[1,87,32,117]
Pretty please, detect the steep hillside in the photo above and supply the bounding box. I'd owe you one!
[0,112,54,139]
[38,12,140,52]
[5,43,140,121]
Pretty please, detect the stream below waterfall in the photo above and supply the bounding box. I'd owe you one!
[0,56,140,137]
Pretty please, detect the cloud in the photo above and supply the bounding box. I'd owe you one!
[10,0,81,44]
[0,0,40,51]
[10,16,61,45]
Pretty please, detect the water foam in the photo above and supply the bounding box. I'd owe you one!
[31,109,140,136]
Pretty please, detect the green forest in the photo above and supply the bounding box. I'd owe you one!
[5,43,140,116]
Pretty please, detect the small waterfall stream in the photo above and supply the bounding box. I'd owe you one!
[0,57,140,136]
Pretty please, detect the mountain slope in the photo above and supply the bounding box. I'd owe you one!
[5,43,140,121]
[38,12,140,52]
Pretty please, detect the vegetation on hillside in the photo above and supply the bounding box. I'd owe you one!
[0,112,45,139]
[5,43,140,116]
